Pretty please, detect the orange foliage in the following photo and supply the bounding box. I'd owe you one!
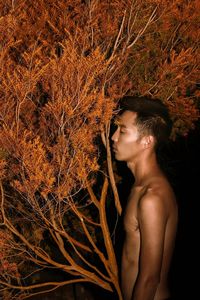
[126,0,200,137]
[0,230,20,279]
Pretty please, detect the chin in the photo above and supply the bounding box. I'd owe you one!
[114,152,126,162]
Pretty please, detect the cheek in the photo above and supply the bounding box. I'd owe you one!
[120,134,139,145]
[118,137,139,158]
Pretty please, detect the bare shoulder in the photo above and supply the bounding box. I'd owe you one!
[138,189,166,218]
[138,177,177,219]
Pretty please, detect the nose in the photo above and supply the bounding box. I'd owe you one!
[111,128,119,142]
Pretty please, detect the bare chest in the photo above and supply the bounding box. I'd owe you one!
[123,186,146,234]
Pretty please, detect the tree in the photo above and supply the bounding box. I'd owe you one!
[0,0,199,299]
[126,0,200,137]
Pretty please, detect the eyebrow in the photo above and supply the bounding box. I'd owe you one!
[114,118,127,128]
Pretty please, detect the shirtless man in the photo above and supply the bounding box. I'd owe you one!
[111,96,178,300]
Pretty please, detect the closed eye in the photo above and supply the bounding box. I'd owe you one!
[120,128,126,134]
[114,119,127,134]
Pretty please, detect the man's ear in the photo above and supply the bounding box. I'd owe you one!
[141,135,154,149]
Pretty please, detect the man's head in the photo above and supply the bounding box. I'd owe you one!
[111,96,172,162]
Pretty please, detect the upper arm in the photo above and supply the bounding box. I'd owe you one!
[137,193,168,280]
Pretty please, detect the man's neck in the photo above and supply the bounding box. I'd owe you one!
[127,151,161,186]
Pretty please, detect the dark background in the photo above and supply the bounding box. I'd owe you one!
[168,125,200,300]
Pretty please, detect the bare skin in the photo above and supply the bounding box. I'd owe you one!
[112,111,178,300]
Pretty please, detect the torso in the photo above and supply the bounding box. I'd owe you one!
[122,175,178,300]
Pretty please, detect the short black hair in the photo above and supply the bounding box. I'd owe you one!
[119,96,173,148]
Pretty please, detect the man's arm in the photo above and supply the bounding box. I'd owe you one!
[131,192,168,300]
